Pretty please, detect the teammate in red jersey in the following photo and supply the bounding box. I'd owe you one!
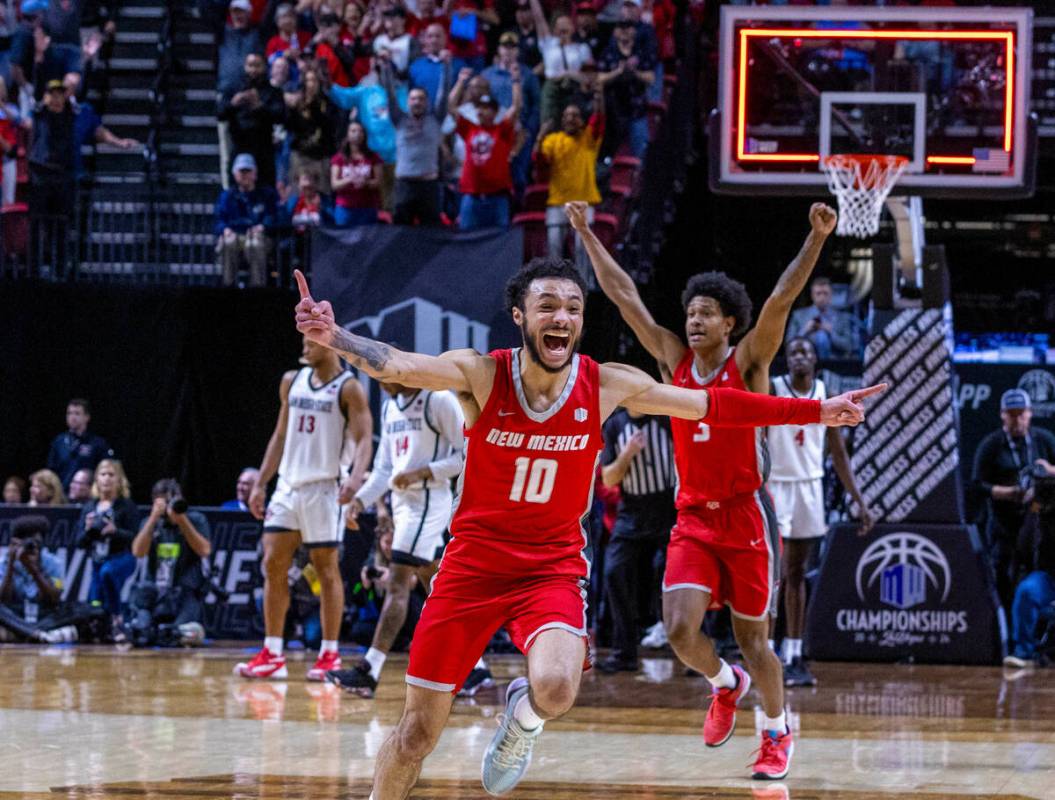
[571,200,840,780]
[292,260,880,799]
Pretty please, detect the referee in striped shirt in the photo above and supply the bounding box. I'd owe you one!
[597,407,676,673]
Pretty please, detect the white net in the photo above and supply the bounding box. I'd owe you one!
[821,155,908,238]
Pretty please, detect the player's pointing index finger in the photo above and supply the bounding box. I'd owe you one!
[294,269,312,300]
[851,383,888,402]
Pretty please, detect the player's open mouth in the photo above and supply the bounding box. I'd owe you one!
[542,331,570,357]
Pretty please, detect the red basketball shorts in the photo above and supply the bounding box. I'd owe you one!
[662,491,781,620]
[406,565,590,694]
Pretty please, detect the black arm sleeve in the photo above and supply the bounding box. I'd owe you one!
[971,431,1002,499]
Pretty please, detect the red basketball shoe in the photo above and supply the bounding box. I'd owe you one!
[752,728,794,780]
[233,647,288,680]
[703,664,751,747]
[306,649,342,682]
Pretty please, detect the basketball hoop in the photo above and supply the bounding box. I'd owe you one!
[821,154,909,238]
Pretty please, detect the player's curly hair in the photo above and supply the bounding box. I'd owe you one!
[505,256,588,314]
[681,271,753,339]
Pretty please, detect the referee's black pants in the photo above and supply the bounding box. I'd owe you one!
[604,520,670,663]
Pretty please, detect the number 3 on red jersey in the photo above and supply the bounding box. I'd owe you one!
[509,457,558,504]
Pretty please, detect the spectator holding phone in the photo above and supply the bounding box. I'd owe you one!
[786,277,858,359]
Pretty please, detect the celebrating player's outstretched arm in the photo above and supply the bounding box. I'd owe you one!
[295,270,483,394]
[602,361,885,428]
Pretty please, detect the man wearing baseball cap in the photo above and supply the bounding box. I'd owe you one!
[481,30,540,192]
[448,65,521,230]
[213,153,278,287]
[28,79,76,245]
[972,387,1055,613]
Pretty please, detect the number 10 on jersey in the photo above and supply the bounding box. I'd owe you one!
[509,457,558,504]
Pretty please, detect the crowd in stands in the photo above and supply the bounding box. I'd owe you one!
[0,1,139,226]
[207,0,678,285]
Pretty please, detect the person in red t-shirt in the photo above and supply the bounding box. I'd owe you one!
[330,120,383,226]
[312,13,352,87]
[266,3,311,61]
[407,0,450,38]
[339,2,375,84]
[449,65,522,230]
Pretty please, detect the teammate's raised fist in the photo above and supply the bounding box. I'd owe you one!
[809,203,837,236]
[294,269,335,345]
[564,201,590,232]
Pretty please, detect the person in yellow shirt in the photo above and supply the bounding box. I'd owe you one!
[533,90,605,282]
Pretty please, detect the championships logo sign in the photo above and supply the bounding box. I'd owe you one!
[836,531,968,648]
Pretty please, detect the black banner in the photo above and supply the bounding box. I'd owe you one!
[311,225,524,428]
[0,506,263,640]
[806,522,1003,665]
[312,225,522,354]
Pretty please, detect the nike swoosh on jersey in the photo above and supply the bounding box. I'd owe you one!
[497,410,516,417]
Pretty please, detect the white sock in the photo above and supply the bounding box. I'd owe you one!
[320,640,338,655]
[264,636,283,656]
[365,647,387,681]
[474,657,488,670]
[705,659,737,690]
[764,710,787,735]
[784,638,802,663]
[513,693,544,731]
[767,639,775,652]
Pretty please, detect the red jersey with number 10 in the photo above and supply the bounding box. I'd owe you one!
[444,348,602,579]
[670,348,766,508]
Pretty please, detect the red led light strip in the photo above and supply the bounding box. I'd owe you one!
[736,28,1014,165]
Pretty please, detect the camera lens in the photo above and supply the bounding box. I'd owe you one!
[169,498,189,515]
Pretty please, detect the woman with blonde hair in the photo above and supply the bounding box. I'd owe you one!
[75,460,140,624]
[28,470,67,506]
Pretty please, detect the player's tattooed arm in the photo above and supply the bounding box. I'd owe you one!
[293,270,475,393]
[329,327,393,372]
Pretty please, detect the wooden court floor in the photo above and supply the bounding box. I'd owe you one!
[0,645,1051,799]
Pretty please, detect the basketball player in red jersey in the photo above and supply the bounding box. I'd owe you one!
[292,262,880,799]
[570,199,838,780]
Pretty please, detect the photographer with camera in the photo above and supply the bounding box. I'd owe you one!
[128,479,212,647]
[0,516,62,641]
[74,459,140,626]
[972,390,1055,614]
[1,515,110,643]
[1004,459,1055,668]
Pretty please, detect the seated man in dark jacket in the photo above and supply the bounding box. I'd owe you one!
[128,478,212,647]
[214,153,279,287]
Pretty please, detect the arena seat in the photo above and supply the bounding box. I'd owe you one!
[591,212,620,252]
[610,156,641,194]
[512,211,548,260]
[1,202,29,259]
[521,184,550,213]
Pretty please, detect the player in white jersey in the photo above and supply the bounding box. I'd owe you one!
[235,337,372,681]
[768,336,873,687]
[326,381,489,697]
